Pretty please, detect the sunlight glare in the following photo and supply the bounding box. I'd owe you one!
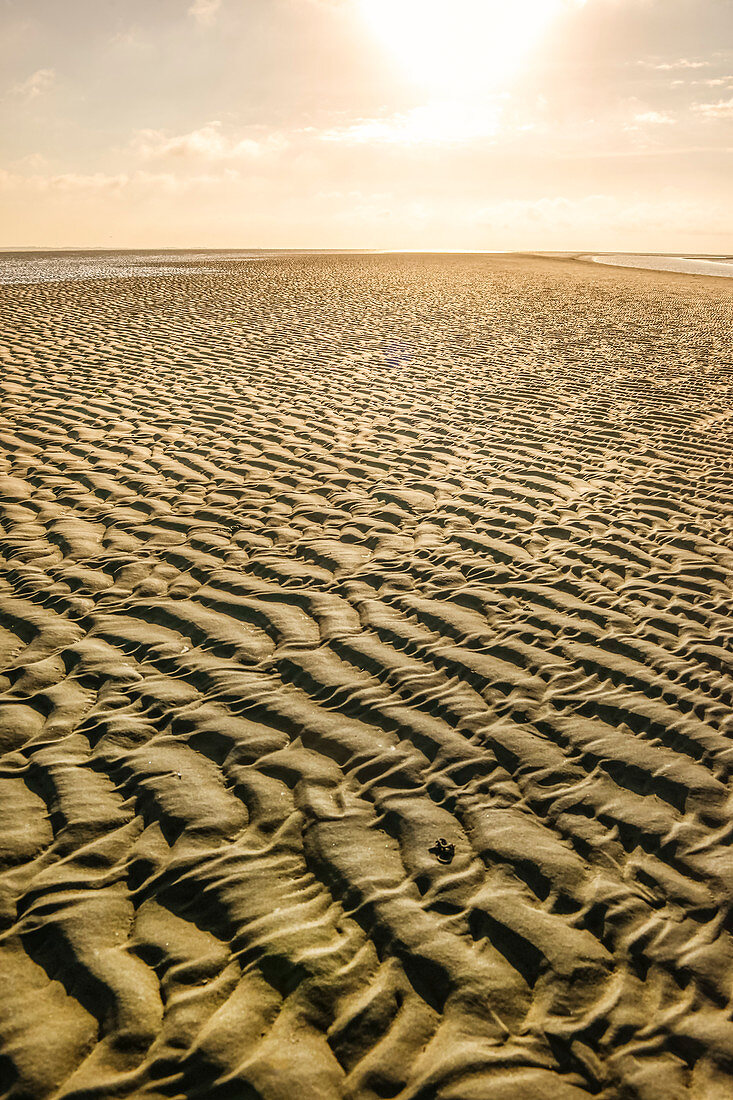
[357,0,581,96]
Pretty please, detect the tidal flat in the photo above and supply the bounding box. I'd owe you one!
[1,252,732,1099]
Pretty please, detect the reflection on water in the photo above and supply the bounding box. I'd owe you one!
[587,253,733,278]
[0,250,279,285]
[0,249,370,285]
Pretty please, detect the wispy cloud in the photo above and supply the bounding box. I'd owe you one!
[132,121,286,161]
[473,193,730,236]
[642,58,710,71]
[320,100,505,146]
[0,168,234,194]
[695,96,733,119]
[631,111,675,126]
[110,27,148,50]
[189,0,222,26]
[671,76,733,89]
[10,68,55,100]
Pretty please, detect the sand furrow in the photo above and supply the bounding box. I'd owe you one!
[1,253,732,1098]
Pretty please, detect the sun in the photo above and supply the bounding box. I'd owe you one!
[357,0,578,96]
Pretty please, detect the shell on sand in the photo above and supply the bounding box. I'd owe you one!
[0,253,732,1099]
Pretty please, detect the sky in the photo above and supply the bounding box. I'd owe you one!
[0,0,731,251]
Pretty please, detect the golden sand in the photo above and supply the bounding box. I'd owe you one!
[0,253,732,1099]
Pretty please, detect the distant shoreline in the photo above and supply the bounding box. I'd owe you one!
[584,253,733,278]
[3,249,733,286]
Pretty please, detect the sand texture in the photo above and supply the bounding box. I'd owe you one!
[1,253,733,1100]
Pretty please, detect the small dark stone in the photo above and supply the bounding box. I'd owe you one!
[429,838,455,864]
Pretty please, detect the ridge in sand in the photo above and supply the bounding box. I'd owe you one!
[1,252,733,1099]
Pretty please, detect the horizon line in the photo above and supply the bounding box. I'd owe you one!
[3,247,733,259]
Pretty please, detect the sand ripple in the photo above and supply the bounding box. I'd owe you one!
[1,254,733,1099]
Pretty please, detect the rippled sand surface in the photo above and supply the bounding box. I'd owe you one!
[1,253,733,1100]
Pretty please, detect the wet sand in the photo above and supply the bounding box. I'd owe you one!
[586,253,733,279]
[1,252,732,1099]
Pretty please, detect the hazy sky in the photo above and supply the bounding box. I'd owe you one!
[1,0,731,250]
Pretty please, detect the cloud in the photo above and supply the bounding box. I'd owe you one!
[319,100,505,146]
[631,111,675,126]
[0,169,235,195]
[695,96,733,119]
[110,27,148,49]
[131,121,286,161]
[671,77,733,89]
[0,170,126,193]
[189,0,222,25]
[642,58,710,71]
[10,68,55,100]
[474,193,729,236]
[1,161,730,252]
[313,189,732,247]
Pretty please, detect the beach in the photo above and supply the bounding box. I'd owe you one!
[1,251,733,1099]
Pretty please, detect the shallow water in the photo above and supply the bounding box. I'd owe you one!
[0,249,269,285]
[0,248,372,285]
[587,253,733,278]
